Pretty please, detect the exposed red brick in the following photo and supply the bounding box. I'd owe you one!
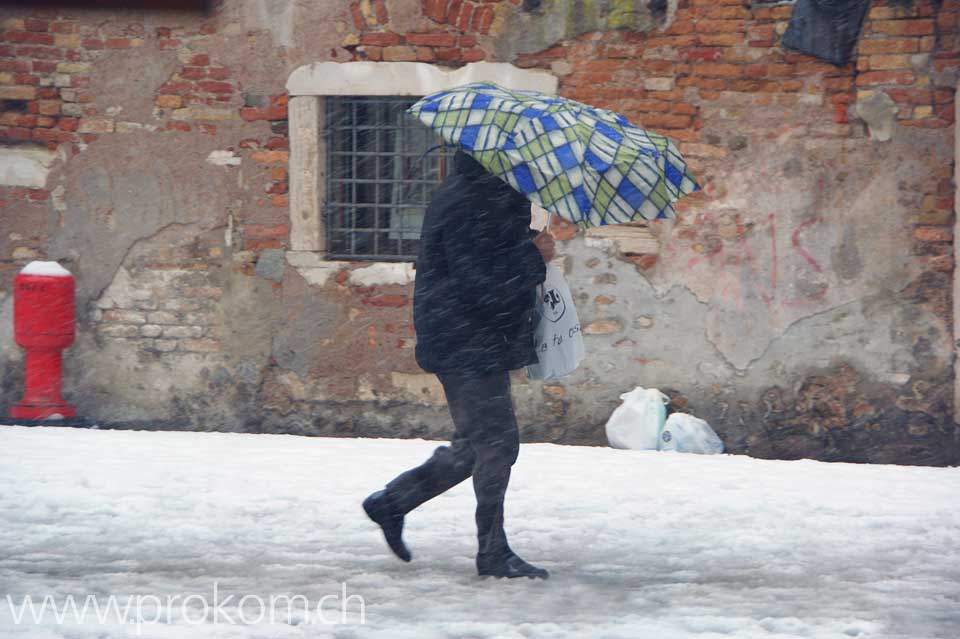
[24,19,50,33]
[683,47,723,62]
[10,46,58,59]
[159,81,193,94]
[2,126,32,140]
[246,239,283,251]
[456,3,474,31]
[4,31,55,45]
[479,6,495,34]
[627,254,658,270]
[434,47,461,62]
[695,62,743,77]
[249,150,289,164]
[462,47,486,62]
[374,0,389,24]
[855,70,916,86]
[698,33,743,47]
[361,32,401,47]
[448,0,463,27]
[639,113,692,129]
[857,37,919,54]
[32,127,72,143]
[550,215,578,241]
[244,223,289,239]
[834,103,849,123]
[57,116,79,131]
[198,80,233,94]
[871,19,935,36]
[240,105,287,121]
[349,2,365,30]
[181,67,205,80]
[50,22,77,34]
[158,39,181,50]
[405,32,457,47]
[914,226,953,242]
[886,88,934,104]
[424,0,447,22]
[105,38,131,49]
[696,20,745,34]
[382,45,417,61]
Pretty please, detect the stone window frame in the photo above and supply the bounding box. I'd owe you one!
[284,61,559,260]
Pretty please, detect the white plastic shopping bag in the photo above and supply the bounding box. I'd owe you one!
[526,264,585,381]
[605,387,669,450]
[659,413,725,454]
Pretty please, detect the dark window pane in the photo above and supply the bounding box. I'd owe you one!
[324,95,452,261]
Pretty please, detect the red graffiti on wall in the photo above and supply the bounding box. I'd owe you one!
[668,213,827,311]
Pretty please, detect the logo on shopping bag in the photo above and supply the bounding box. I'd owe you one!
[542,287,566,323]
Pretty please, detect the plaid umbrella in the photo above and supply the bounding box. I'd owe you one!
[407,82,699,227]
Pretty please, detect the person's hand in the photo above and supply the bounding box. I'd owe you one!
[533,230,555,263]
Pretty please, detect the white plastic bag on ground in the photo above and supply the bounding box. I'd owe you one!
[526,263,585,381]
[659,412,724,454]
[605,387,669,450]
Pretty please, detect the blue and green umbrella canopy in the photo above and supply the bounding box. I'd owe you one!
[407,82,700,228]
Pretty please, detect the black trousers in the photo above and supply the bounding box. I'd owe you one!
[384,369,520,558]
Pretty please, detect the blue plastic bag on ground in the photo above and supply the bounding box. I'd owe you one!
[659,413,724,454]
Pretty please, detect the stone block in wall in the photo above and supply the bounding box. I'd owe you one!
[162,326,204,339]
[0,148,57,188]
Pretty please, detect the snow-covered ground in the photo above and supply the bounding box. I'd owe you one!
[0,426,958,639]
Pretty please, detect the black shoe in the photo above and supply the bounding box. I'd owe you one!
[477,551,549,579]
[363,490,411,562]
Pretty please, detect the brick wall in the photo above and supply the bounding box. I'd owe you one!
[0,0,957,463]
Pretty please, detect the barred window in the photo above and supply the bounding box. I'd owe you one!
[324,96,453,262]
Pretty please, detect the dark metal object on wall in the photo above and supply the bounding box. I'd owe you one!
[781,0,872,66]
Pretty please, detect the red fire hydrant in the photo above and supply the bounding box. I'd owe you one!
[10,261,77,420]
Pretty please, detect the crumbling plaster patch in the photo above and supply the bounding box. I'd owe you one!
[49,130,241,306]
[654,110,949,370]
[0,148,58,188]
[494,0,678,60]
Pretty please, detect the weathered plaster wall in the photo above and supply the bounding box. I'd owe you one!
[0,0,957,465]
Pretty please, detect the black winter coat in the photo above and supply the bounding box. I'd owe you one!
[414,152,546,375]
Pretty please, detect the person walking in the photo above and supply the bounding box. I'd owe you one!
[363,150,555,579]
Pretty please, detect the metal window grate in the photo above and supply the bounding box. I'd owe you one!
[324,96,453,261]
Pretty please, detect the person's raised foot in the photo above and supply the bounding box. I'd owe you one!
[477,551,549,579]
[363,490,411,562]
